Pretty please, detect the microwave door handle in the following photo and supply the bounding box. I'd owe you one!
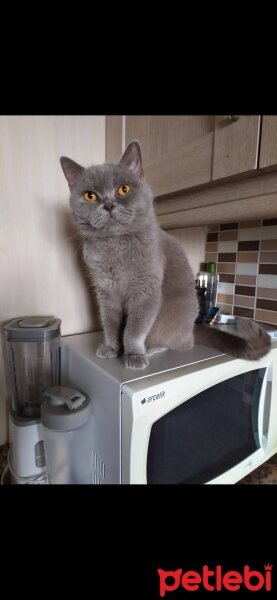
[258,362,273,451]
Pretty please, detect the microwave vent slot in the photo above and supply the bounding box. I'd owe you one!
[91,449,105,484]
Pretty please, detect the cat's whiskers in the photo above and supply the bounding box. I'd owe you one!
[74,238,84,257]
[64,230,83,242]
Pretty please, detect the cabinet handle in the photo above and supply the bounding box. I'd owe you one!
[228,115,240,122]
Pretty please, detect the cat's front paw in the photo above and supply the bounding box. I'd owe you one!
[123,353,149,370]
[96,343,119,359]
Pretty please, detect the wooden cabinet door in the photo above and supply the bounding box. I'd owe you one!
[212,116,260,181]
[106,116,214,196]
[259,116,277,171]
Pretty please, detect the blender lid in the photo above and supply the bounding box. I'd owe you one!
[18,317,52,328]
[41,386,91,431]
[3,316,61,341]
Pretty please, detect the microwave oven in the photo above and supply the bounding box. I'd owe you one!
[60,330,277,484]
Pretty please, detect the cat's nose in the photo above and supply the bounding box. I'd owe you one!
[104,201,114,212]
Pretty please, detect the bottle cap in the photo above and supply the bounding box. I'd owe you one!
[207,261,216,273]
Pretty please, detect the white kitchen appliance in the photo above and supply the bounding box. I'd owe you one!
[3,316,61,484]
[60,328,277,484]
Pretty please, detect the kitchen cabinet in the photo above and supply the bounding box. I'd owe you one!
[106,115,261,196]
[107,116,215,195]
[212,115,260,180]
[106,115,277,229]
[259,116,277,171]
[124,116,215,196]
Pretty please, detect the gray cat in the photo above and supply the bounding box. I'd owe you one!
[60,140,271,370]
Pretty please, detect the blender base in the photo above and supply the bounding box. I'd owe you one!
[8,411,48,484]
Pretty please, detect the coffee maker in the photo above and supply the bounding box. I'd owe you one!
[3,316,61,484]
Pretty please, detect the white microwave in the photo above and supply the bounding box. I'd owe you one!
[60,330,277,484]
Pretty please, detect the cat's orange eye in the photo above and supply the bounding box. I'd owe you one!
[117,184,131,197]
[83,191,97,202]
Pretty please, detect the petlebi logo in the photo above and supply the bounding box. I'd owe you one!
[157,564,273,595]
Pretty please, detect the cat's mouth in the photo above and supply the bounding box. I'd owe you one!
[77,205,134,234]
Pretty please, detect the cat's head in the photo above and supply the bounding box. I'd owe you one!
[60,140,154,236]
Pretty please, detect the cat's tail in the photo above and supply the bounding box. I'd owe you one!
[194,319,271,360]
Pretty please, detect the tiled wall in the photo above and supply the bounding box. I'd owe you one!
[205,218,277,326]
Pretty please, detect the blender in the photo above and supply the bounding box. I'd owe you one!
[3,316,61,484]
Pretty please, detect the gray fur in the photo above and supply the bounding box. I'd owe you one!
[60,141,270,370]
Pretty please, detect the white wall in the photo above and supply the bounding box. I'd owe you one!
[169,226,208,277]
[0,116,105,443]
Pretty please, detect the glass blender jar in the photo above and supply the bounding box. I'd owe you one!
[3,316,61,484]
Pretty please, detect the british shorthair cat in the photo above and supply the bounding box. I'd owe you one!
[60,140,270,369]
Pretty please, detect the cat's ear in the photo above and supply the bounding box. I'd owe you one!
[60,157,84,191]
[119,140,143,178]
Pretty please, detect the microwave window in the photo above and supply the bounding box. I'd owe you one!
[147,368,265,484]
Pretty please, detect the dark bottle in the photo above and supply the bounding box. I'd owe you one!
[195,262,219,323]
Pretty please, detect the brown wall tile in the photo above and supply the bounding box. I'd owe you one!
[260,240,277,250]
[207,232,218,242]
[218,263,236,273]
[203,218,277,323]
[237,252,259,263]
[217,293,234,304]
[257,287,277,299]
[234,306,254,318]
[218,230,238,241]
[259,264,277,275]
[256,298,277,311]
[220,223,238,231]
[218,253,237,262]
[255,309,277,325]
[217,303,233,314]
[219,274,235,283]
[263,218,277,226]
[239,220,261,228]
[260,251,277,263]
[235,285,256,296]
[238,241,260,251]
[235,275,257,285]
[234,295,255,308]
[205,242,218,252]
[205,253,218,263]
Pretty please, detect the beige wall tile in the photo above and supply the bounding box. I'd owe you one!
[261,225,277,240]
[205,242,218,252]
[237,252,259,263]
[218,230,238,241]
[238,228,261,241]
[218,263,236,273]
[234,295,255,308]
[255,309,277,325]
[239,220,261,228]
[217,303,233,314]
[260,251,277,263]
[217,293,234,304]
[205,252,217,263]
[235,275,257,285]
[218,240,238,253]
[257,287,277,299]
[261,240,277,250]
